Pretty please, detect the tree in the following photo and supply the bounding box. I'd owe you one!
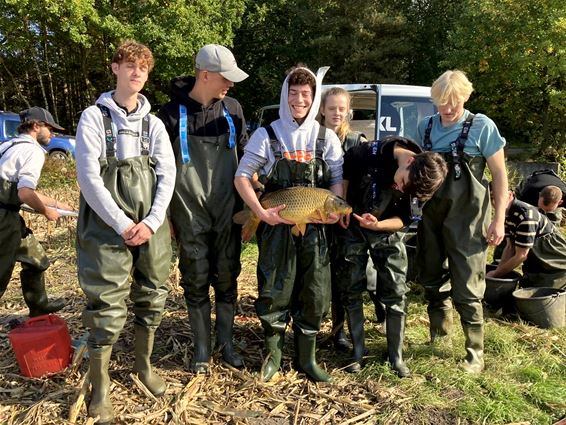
[443,0,566,158]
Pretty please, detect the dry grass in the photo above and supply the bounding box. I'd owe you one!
[0,161,401,425]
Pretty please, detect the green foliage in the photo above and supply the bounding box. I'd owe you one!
[443,0,566,159]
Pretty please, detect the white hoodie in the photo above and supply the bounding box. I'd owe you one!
[236,67,343,185]
[76,91,175,235]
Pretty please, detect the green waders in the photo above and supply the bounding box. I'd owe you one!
[335,224,410,376]
[0,178,63,317]
[170,128,242,372]
[255,129,333,382]
[78,154,172,423]
[522,230,566,289]
[416,155,489,374]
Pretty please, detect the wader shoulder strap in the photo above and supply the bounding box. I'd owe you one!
[0,140,32,159]
[369,140,382,206]
[315,125,326,159]
[450,113,475,180]
[423,117,433,151]
[179,104,190,164]
[221,102,236,149]
[97,104,150,158]
[264,124,282,160]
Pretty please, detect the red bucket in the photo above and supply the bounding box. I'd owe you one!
[8,314,72,377]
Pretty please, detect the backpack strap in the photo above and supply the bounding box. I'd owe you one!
[264,125,282,160]
[449,113,475,180]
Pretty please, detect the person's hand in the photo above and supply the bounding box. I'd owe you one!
[338,213,350,229]
[486,220,505,246]
[353,212,378,230]
[54,201,74,211]
[44,207,61,222]
[486,270,497,278]
[123,222,154,246]
[259,204,294,226]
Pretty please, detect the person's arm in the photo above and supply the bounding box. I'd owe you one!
[353,213,403,232]
[489,243,529,277]
[234,176,291,225]
[486,148,508,246]
[18,188,60,221]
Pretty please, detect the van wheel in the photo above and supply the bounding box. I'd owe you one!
[48,150,68,161]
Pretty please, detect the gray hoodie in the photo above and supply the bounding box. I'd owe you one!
[76,91,175,235]
[236,67,343,185]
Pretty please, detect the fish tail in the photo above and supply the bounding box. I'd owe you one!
[233,210,261,241]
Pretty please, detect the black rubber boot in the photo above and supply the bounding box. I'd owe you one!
[215,301,243,368]
[133,325,166,396]
[385,309,410,377]
[21,268,64,317]
[461,324,484,374]
[295,331,332,382]
[331,301,351,353]
[88,345,113,425]
[262,330,284,382]
[344,304,365,373]
[428,299,453,343]
[188,301,211,373]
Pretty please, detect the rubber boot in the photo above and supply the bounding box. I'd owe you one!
[427,298,453,343]
[460,324,484,374]
[215,301,243,368]
[88,345,113,425]
[262,330,284,382]
[344,304,365,373]
[133,325,166,396]
[331,301,351,353]
[386,310,410,377]
[295,331,332,382]
[21,269,64,317]
[188,301,211,373]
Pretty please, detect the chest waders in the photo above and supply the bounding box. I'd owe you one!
[171,104,243,373]
[418,114,489,373]
[0,142,62,317]
[333,141,410,376]
[522,229,566,289]
[254,125,332,382]
[78,106,171,423]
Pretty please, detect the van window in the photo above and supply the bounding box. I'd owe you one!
[4,118,19,139]
[380,96,436,142]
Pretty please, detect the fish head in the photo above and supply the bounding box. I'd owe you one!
[325,194,352,216]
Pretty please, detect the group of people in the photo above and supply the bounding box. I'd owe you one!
[1,39,565,424]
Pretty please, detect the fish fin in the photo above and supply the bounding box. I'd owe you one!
[233,210,260,241]
[316,209,327,221]
[291,225,301,237]
[296,223,307,236]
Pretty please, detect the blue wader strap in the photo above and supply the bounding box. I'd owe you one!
[179,104,190,164]
[97,104,150,158]
[422,114,475,180]
[179,103,236,164]
[369,140,381,207]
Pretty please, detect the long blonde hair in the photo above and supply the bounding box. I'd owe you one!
[320,87,352,142]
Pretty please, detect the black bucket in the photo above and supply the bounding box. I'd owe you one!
[485,264,521,309]
[404,234,417,283]
[513,287,566,329]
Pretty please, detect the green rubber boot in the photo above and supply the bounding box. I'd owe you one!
[21,269,64,317]
[188,302,211,373]
[88,345,113,425]
[461,324,484,374]
[295,332,332,382]
[262,331,284,382]
[215,302,243,368]
[386,310,410,378]
[133,325,166,396]
[344,304,365,373]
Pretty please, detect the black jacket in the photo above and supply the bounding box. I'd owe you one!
[157,76,248,158]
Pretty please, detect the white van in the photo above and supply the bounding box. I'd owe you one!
[248,83,436,142]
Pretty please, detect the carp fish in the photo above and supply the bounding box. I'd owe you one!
[233,186,352,239]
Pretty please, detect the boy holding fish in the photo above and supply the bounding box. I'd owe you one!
[235,65,343,382]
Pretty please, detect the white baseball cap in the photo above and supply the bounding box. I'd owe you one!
[195,44,249,83]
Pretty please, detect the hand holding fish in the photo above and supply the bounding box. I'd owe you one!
[259,204,295,226]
